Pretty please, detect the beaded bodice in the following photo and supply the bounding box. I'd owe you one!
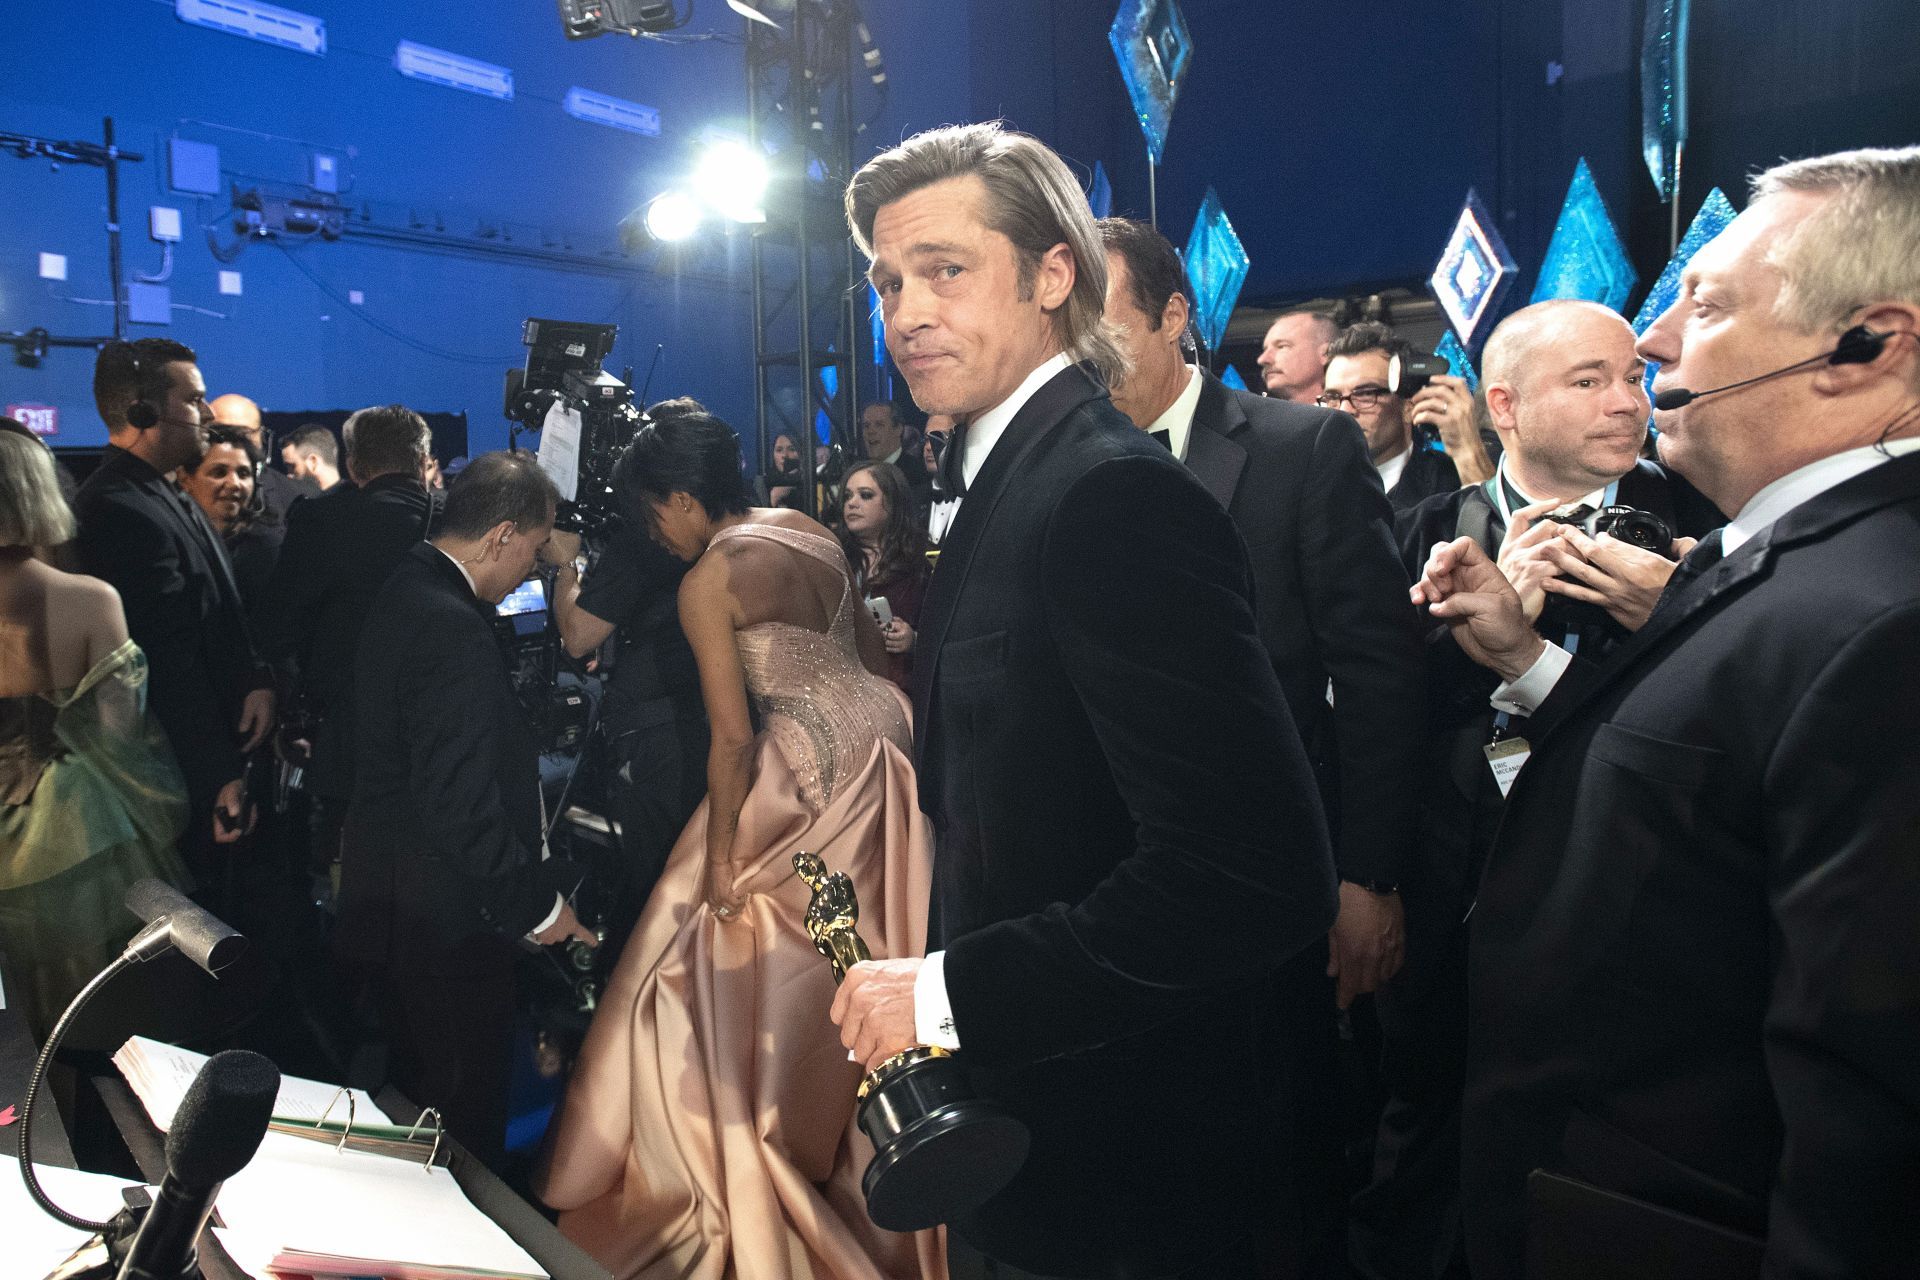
[713,523,910,813]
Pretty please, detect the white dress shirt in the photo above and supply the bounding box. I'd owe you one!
[1375,445,1410,495]
[912,350,1073,1051]
[1142,365,1205,461]
[1490,438,1920,717]
[433,544,565,938]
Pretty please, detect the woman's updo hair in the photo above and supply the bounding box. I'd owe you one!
[612,396,752,521]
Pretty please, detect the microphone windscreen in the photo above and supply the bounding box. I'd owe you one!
[164,1050,279,1187]
[1652,387,1695,411]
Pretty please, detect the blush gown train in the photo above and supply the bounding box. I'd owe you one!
[536,523,943,1280]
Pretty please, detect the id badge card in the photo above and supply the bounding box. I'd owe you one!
[1484,736,1531,799]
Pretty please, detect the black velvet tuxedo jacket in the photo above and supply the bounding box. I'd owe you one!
[71,446,266,806]
[913,364,1339,1277]
[261,473,439,799]
[338,544,570,977]
[1186,375,1424,887]
[1462,451,1920,1280]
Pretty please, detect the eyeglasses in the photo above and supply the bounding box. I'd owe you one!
[1315,385,1393,411]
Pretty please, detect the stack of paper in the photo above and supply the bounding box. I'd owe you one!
[113,1035,390,1131]
[113,1038,547,1280]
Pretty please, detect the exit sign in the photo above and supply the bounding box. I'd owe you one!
[6,404,58,436]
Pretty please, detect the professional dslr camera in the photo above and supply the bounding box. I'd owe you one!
[504,317,649,534]
[1542,502,1677,557]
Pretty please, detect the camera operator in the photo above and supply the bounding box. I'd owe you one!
[1321,323,1464,511]
[337,450,595,1167]
[1354,299,1721,1277]
[546,399,712,948]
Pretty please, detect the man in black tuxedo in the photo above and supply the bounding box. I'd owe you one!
[1099,216,1426,1274]
[1374,299,1722,1277]
[1415,145,1920,1279]
[73,339,275,872]
[262,404,438,862]
[828,123,1339,1279]
[860,400,934,513]
[1323,323,1464,511]
[337,450,596,1164]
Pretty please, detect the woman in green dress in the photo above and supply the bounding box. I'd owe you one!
[0,422,190,1039]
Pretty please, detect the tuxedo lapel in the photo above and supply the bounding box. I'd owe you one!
[911,364,1107,759]
[1186,377,1249,512]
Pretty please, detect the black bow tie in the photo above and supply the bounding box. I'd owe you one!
[934,422,969,499]
[1149,429,1172,452]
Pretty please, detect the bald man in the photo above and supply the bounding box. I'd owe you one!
[1257,310,1339,403]
[1352,300,1724,1277]
[211,391,318,520]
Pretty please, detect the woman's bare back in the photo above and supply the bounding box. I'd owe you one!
[0,557,127,697]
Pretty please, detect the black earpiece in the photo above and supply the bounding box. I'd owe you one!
[121,344,160,429]
[1829,324,1890,366]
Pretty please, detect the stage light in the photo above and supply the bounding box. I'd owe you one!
[691,139,769,223]
[644,190,704,243]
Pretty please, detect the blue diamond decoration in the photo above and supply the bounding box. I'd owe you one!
[868,284,886,370]
[1183,187,1249,353]
[1219,364,1248,392]
[1531,158,1639,312]
[1632,186,1736,394]
[1109,0,1192,165]
[1435,330,1480,395]
[1429,188,1518,350]
[1088,161,1114,220]
[1640,0,1692,202]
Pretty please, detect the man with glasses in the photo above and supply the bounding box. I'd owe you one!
[1322,322,1463,511]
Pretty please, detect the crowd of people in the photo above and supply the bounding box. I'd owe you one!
[1,124,1916,1280]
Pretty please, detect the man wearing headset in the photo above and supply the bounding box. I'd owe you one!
[74,339,275,873]
[1416,146,1920,1279]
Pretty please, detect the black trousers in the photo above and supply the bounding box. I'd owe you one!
[601,710,708,950]
[380,953,517,1170]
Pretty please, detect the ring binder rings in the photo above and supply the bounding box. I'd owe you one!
[269,1090,451,1168]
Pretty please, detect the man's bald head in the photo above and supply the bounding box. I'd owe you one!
[209,393,264,447]
[1482,300,1632,393]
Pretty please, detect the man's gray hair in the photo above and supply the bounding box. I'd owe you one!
[846,122,1127,387]
[342,403,431,479]
[1752,145,1920,335]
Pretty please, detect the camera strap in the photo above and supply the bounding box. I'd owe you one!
[1486,457,1620,532]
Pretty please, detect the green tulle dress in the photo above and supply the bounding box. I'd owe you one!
[0,639,190,1039]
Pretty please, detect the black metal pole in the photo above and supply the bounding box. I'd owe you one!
[793,1,817,522]
[103,116,125,340]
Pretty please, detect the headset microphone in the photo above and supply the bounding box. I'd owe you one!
[1653,325,1896,411]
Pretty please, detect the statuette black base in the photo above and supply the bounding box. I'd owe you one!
[856,1049,1029,1233]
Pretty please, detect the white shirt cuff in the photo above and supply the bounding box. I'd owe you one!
[914,950,961,1050]
[1489,642,1573,718]
[526,893,565,941]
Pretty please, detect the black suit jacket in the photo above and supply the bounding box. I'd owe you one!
[914,364,1339,1276]
[1387,444,1460,512]
[71,447,265,805]
[1186,375,1424,886]
[337,544,570,976]
[261,473,438,798]
[1463,451,1920,1279]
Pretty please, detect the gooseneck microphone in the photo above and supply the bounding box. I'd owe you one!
[116,1050,280,1280]
[123,878,247,975]
[1653,324,1897,411]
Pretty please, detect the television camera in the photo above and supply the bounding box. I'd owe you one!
[504,317,651,535]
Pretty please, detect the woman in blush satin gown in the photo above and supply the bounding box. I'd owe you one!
[536,401,942,1280]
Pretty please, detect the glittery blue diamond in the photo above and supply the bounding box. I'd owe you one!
[1435,329,1479,394]
[1429,188,1517,349]
[869,284,886,370]
[1219,364,1248,392]
[1183,187,1249,354]
[1109,0,1193,165]
[1531,158,1639,312]
[1640,0,1692,202]
[1088,161,1114,220]
[1633,186,1736,392]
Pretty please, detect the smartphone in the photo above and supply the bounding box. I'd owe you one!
[865,595,893,629]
